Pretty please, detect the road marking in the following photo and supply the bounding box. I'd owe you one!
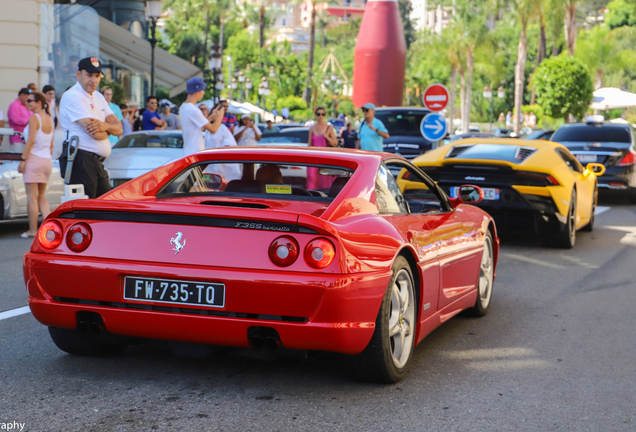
[605,226,636,247]
[504,253,567,269]
[441,347,536,360]
[595,206,610,216]
[0,306,31,321]
[560,256,600,269]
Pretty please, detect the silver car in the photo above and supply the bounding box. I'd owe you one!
[0,152,64,219]
[104,131,184,188]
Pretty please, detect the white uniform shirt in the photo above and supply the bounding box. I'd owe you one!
[179,102,209,157]
[59,81,114,158]
[234,124,261,146]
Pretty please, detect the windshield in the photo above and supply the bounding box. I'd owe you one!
[374,110,430,137]
[114,133,183,149]
[158,161,353,201]
[259,131,308,145]
[551,125,631,143]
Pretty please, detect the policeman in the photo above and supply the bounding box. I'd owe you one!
[59,57,122,198]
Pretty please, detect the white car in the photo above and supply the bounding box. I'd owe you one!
[0,152,64,219]
[104,131,184,188]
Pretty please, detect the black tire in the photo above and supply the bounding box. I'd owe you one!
[629,188,636,205]
[466,231,495,317]
[352,256,417,383]
[547,190,577,249]
[48,326,127,357]
[581,188,596,232]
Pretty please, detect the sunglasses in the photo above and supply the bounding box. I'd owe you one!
[316,112,326,117]
[362,108,369,112]
[27,99,36,103]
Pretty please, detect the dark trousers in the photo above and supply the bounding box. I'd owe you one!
[64,150,111,199]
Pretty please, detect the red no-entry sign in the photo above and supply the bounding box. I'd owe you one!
[423,84,449,111]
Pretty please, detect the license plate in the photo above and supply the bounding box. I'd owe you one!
[451,187,500,200]
[576,154,597,163]
[124,277,225,308]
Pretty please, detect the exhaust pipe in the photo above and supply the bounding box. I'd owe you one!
[250,335,265,349]
[264,337,280,350]
[76,321,89,334]
[89,322,102,335]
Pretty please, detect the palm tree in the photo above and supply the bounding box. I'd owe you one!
[302,0,318,104]
[564,0,578,55]
[316,11,332,48]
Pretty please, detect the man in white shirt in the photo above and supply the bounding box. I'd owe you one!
[203,100,241,181]
[59,57,122,198]
[179,77,223,157]
[234,114,262,146]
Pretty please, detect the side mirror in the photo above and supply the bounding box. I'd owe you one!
[449,184,484,207]
[586,163,606,176]
[202,173,225,190]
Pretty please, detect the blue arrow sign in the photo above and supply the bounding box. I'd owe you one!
[420,112,448,142]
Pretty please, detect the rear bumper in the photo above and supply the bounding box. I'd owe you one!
[24,253,391,355]
[597,166,636,189]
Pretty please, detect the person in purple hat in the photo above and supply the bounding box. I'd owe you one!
[179,77,224,157]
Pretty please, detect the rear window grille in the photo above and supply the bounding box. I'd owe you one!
[515,147,536,162]
[446,145,473,158]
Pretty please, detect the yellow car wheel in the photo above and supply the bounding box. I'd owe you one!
[548,189,577,249]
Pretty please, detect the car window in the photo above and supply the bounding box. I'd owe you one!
[387,160,448,214]
[375,163,407,213]
[374,110,429,137]
[551,125,631,143]
[158,161,353,201]
[556,148,584,173]
[113,134,183,149]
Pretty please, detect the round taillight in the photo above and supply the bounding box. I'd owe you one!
[304,238,335,269]
[66,223,92,252]
[268,236,299,267]
[38,220,63,249]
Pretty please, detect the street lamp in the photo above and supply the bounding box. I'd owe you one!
[226,55,233,100]
[269,66,276,78]
[324,74,342,118]
[497,86,505,99]
[483,86,494,132]
[215,76,225,97]
[208,44,223,100]
[145,0,163,96]
[245,77,252,102]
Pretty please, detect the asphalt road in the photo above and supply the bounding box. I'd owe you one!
[1,195,635,431]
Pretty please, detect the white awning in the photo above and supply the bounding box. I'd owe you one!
[590,87,636,110]
[98,16,202,97]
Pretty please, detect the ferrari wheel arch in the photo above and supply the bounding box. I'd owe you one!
[396,248,422,322]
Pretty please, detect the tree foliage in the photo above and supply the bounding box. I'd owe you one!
[534,55,593,120]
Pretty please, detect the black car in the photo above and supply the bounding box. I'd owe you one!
[522,129,555,141]
[551,121,636,202]
[374,107,434,160]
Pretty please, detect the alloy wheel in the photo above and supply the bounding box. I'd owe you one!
[388,269,415,369]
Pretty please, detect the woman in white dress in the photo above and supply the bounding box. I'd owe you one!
[17,92,54,238]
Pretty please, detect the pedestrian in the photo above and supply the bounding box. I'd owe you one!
[357,103,389,151]
[505,111,512,128]
[120,105,133,137]
[306,107,338,189]
[528,112,537,129]
[0,108,4,148]
[262,120,280,135]
[222,109,237,134]
[281,106,289,121]
[203,100,241,181]
[101,86,123,146]
[272,108,278,121]
[142,96,167,131]
[234,114,262,146]
[160,103,181,130]
[133,108,144,131]
[340,123,357,149]
[7,88,33,151]
[27,83,37,92]
[59,57,123,199]
[42,85,58,127]
[179,77,223,157]
[17,91,54,238]
[498,112,505,123]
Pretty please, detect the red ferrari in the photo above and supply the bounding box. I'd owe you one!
[24,147,498,383]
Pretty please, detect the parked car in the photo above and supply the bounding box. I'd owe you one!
[374,107,433,160]
[25,146,498,383]
[522,129,555,141]
[104,131,184,188]
[0,152,64,219]
[551,119,636,202]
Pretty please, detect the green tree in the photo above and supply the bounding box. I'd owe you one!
[398,0,417,49]
[534,55,593,120]
[605,0,636,28]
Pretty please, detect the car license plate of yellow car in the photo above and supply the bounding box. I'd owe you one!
[124,277,225,308]
[450,187,500,200]
[576,154,597,163]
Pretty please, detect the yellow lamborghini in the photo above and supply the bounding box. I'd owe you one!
[406,138,605,248]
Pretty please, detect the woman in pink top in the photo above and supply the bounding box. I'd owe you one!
[17,92,54,238]
[7,88,33,146]
[306,107,338,190]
